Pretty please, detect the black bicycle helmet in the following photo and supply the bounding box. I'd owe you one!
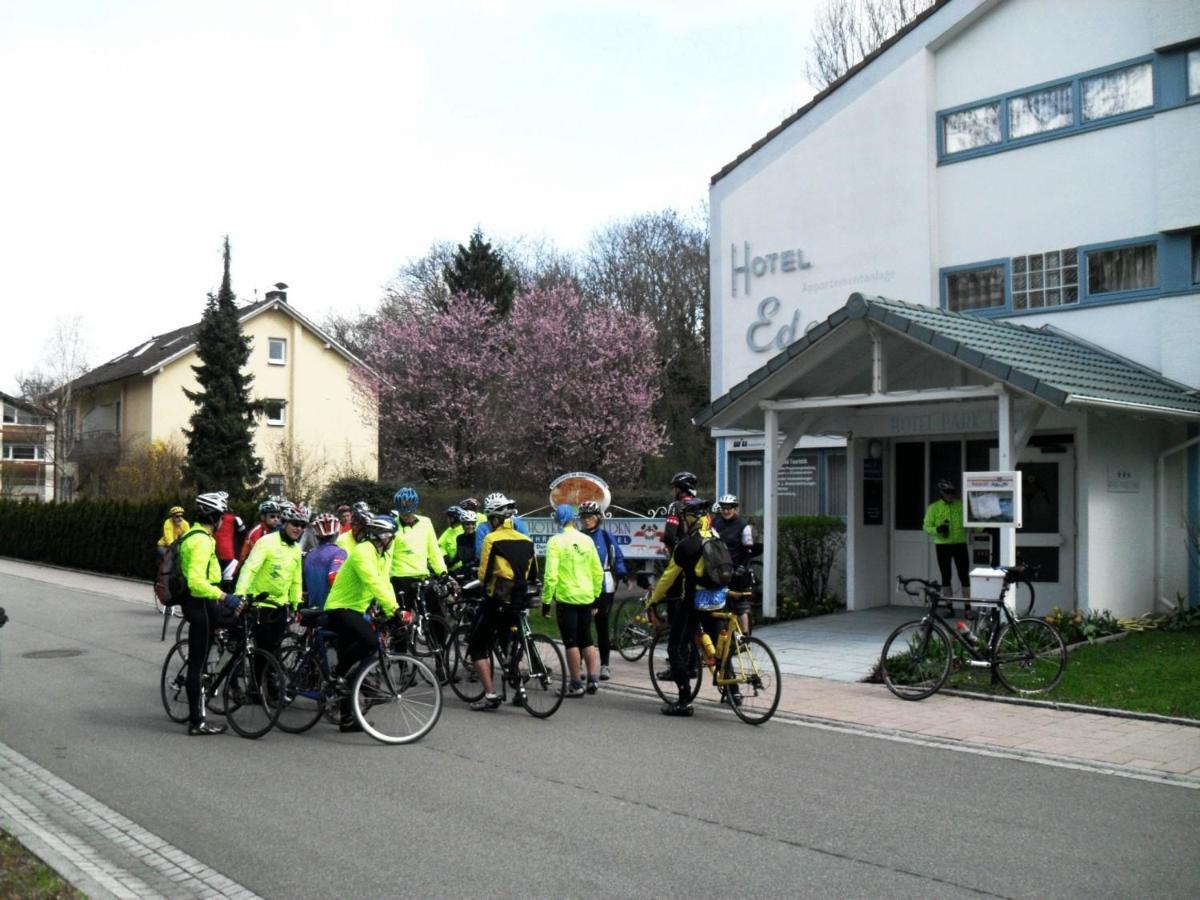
[936,479,957,493]
[670,471,698,492]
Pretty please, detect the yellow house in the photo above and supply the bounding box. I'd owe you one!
[65,288,377,498]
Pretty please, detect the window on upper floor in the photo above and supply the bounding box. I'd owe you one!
[1012,249,1079,311]
[1188,49,1199,98]
[942,102,1001,154]
[938,56,1166,164]
[945,263,1006,313]
[2,403,15,423]
[3,444,42,460]
[268,338,287,365]
[264,399,286,426]
[941,234,1185,317]
[1086,242,1157,296]
[1193,235,1200,285]
[1081,61,1153,122]
[266,473,284,497]
[1008,83,1073,139]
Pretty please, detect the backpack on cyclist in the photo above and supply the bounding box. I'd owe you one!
[155,531,202,607]
[700,534,735,587]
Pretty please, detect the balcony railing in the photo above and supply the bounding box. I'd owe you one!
[73,429,121,459]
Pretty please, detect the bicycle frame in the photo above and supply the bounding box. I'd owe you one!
[905,579,1027,680]
[694,611,751,687]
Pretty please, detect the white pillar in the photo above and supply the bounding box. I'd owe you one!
[997,390,1016,567]
[763,407,778,618]
[845,436,858,611]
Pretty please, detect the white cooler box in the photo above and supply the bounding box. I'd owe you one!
[969,567,1008,604]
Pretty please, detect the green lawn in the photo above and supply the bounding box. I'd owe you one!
[951,627,1200,719]
[0,829,82,899]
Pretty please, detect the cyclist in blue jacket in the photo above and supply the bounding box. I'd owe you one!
[578,500,627,681]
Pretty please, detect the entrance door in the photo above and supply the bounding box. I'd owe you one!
[891,441,935,607]
[990,444,1076,613]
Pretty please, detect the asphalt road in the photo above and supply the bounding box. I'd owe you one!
[1,571,1198,899]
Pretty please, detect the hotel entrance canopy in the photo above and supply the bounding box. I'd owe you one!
[695,294,1200,615]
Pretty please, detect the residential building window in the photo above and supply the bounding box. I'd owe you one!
[264,399,286,426]
[2,403,14,423]
[1189,49,1200,98]
[942,102,1000,154]
[1086,242,1158,295]
[1081,61,1153,122]
[945,264,1006,312]
[266,473,285,497]
[268,338,287,365]
[1008,84,1072,138]
[1192,235,1200,285]
[1013,249,1078,310]
[4,445,41,460]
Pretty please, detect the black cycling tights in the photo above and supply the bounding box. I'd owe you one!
[181,594,236,727]
[593,592,613,665]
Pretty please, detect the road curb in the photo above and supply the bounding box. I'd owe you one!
[597,681,1200,789]
[0,556,153,588]
[938,687,1200,728]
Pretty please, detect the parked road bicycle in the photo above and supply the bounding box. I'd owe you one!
[276,605,442,744]
[160,598,286,739]
[448,587,567,718]
[880,574,1066,701]
[611,591,668,662]
[647,609,782,725]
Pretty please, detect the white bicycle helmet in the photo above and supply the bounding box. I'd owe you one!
[718,494,739,507]
[483,492,516,518]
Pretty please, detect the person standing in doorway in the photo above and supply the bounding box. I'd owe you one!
[923,479,970,604]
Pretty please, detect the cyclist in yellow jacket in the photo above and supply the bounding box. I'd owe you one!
[324,513,402,732]
[390,487,449,616]
[157,506,188,557]
[542,504,604,697]
[235,502,305,672]
[923,479,971,604]
[468,494,537,711]
[179,491,246,736]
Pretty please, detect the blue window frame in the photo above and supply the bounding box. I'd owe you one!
[939,234,1190,318]
[941,259,1009,314]
[937,54,1165,164]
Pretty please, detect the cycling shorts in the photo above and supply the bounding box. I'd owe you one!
[467,597,519,662]
[555,603,593,650]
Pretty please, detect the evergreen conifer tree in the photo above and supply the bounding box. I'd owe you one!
[442,227,518,317]
[182,237,263,497]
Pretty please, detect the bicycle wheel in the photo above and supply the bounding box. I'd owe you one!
[647,633,703,704]
[995,618,1066,694]
[1009,577,1036,617]
[352,653,442,744]
[274,644,325,734]
[726,636,781,725]
[160,639,191,723]
[448,625,488,703]
[517,634,566,718]
[222,650,285,739]
[204,631,236,716]
[879,620,951,700]
[613,599,651,662]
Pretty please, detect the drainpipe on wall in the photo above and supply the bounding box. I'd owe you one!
[1155,433,1200,613]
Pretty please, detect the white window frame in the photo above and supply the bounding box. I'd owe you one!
[264,399,287,426]
[268,338,287,366]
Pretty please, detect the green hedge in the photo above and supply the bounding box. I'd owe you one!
[0,498,257,581]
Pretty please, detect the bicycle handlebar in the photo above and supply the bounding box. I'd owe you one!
[896,576,941,597]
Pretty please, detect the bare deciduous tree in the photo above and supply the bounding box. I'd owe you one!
[805,0,935,90]
[16,314,90,500]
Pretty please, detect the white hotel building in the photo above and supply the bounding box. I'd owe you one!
[700,0,1200,618]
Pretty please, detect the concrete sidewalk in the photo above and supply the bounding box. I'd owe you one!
[5,556,1198,785]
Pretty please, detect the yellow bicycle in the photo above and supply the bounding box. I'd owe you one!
[648,609,782,724]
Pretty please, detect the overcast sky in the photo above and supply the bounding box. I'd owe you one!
[1,0,820,392]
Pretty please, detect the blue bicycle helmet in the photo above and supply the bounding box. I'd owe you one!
[393,487,420,515]
[553,503,576,527]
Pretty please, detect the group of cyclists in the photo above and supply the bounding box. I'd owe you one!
[165,468,758,734]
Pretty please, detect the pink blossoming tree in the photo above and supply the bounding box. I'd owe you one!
[356,286,666,487]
